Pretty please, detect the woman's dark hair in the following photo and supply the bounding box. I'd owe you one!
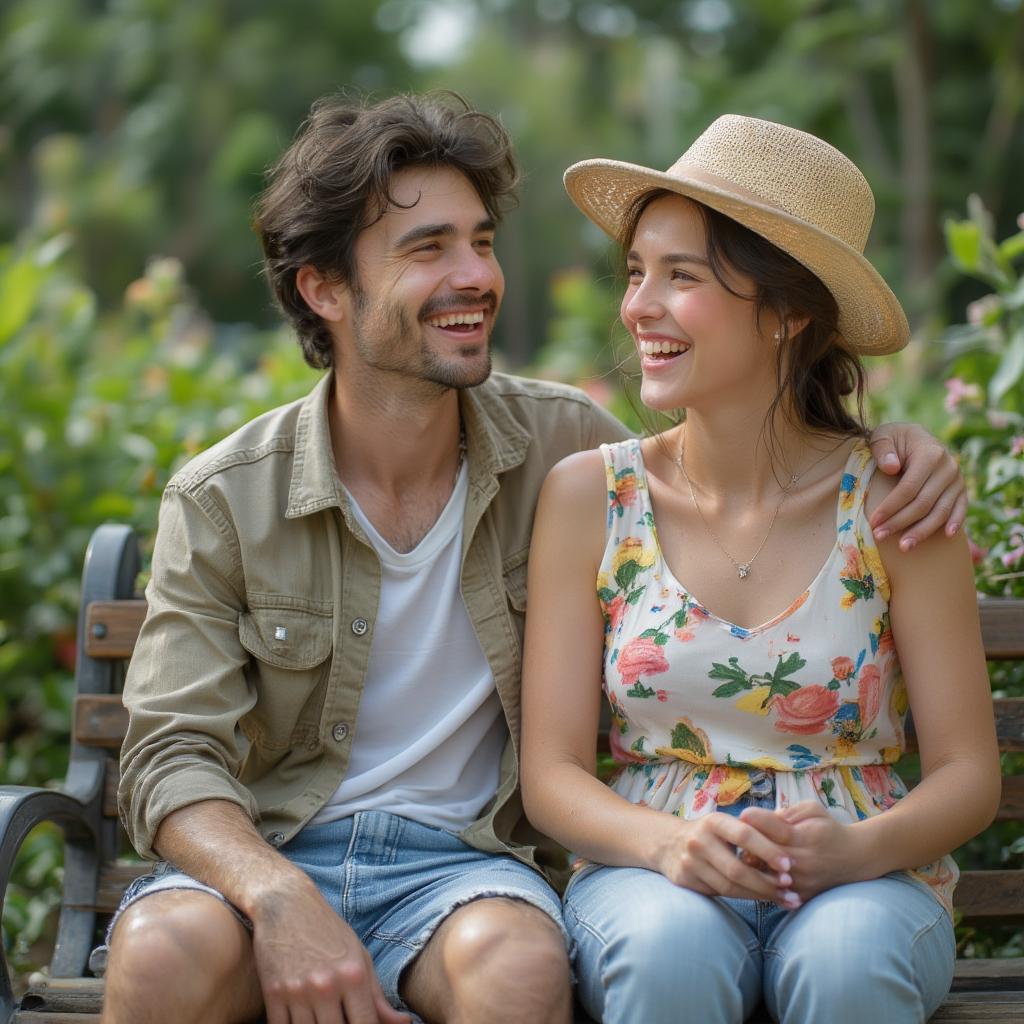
[253,92,519,369]
[620,189,868,446]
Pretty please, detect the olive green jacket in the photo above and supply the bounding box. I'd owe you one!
[119,371,629,876]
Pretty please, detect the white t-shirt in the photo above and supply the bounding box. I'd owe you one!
[311,460,505,831]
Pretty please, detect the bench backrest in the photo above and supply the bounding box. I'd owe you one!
[66,526,1024,968]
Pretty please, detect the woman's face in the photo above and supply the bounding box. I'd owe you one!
[620,194,778,415]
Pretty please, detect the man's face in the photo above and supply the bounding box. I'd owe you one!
[343,165,505,391]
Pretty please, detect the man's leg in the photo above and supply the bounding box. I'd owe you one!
[400,896,572,1024]
[101,889,264,1024]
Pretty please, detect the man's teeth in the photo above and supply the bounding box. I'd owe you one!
[640,340,690,355]
[427,311,485,327]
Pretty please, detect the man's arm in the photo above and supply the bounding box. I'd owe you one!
[155,801,408,1024]
[121,486,407,1023]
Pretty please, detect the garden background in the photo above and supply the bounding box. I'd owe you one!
[3,0,1024,982]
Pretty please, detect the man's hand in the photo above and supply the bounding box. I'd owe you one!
[868,423,966,550]
[253,879,411,1024]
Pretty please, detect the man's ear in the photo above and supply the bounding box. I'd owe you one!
[296,265,349,323]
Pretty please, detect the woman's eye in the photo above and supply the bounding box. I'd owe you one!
[672,270,696,282]
[627,267,643,280]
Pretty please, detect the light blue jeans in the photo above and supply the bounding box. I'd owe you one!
[565,782,956,1024]
[565,865,955,1023]
[99,811,566,1015]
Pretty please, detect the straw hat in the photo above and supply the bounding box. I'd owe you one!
[563,115,909,355]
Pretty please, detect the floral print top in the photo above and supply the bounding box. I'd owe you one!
[596,437,958,912]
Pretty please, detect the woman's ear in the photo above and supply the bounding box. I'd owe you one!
[785,314,812,339]
[296,265,349,323]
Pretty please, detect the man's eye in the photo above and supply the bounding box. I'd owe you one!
[414,243,441,253]
[475,238,495,250]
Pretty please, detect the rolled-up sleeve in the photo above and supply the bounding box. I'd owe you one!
[119,483,258,859]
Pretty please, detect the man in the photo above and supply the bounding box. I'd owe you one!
[102,93,964,1024]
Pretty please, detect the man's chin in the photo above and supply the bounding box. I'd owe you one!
[428,353,493,391]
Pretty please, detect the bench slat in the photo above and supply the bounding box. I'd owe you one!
[979,600,1024,660]
[73,695,128,750]
[64,861,150,914]
[956,870,1024,925]
[83,600,147,659]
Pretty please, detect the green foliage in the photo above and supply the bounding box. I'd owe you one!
[939,198,1024,602]
[0,236,316,978]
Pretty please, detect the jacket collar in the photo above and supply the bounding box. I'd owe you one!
[286,372,532,520]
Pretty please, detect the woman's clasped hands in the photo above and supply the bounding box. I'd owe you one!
[656,800,865,911]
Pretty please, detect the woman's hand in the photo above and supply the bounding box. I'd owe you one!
[739,801,868,901]
[652,812,798,907]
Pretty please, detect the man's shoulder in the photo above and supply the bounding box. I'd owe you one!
[167,391,309,494]
[481,371,596,408]
[477,372,632,445]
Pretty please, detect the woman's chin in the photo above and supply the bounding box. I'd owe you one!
[640,380,688,413]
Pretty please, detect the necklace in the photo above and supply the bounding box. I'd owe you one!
[673,435,846,580]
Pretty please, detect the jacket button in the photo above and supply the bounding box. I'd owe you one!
[351,617,369,636]
[332,722,350,742]
[267,831,285,847]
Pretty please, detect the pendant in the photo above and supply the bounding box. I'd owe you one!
[737,564,751,579]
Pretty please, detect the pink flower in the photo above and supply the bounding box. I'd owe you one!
[617,636,669,686]
[858,664,882,730]
[831,656,855,681]
[944,377,982,413]
[1012,436,1024,457]
[877,628,895,655]
[613,471,639,509]
[608,725,648,765]
[674,628,695,643]
[967,534,988,566]
[656,689,669,702]
[772,685,840,735]
[606,594,626,633]
[967,294,1000,326]
[1001,545,1024,569]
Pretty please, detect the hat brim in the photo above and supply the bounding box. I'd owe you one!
[564,158,909,356]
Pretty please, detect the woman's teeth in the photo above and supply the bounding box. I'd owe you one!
[640,340,690,356]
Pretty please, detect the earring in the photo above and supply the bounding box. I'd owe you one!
[773,330,781,343]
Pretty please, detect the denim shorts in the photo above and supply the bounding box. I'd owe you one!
[95,811,566,1014]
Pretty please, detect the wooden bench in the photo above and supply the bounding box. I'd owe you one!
[2,523,1024,1022]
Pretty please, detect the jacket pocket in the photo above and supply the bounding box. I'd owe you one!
[502,548,529,615]
[239,604,333,750]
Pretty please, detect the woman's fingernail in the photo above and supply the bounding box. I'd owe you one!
[783,891,802,908]
[778,873,792,887]
[883,453,899,469]
[778,856,791,872]
[900,537,916,552]
[947,522,961,536]
[873,527,889,541]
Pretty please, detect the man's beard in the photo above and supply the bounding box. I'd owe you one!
[351,288,496,391]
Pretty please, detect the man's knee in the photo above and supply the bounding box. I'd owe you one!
[412,897,571,1023]
[103,890,259,1023]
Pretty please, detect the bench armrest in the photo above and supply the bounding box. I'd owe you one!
[0,786,96,1018]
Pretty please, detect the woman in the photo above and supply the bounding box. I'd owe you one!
[520,115,1000,1024]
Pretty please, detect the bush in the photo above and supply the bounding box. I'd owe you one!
[0,235,315,980]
